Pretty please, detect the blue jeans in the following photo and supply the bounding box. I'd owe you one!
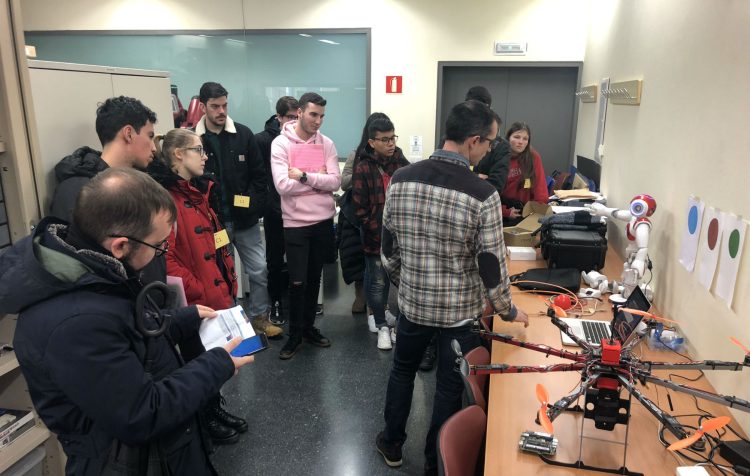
[382,315,479,469]
[226,222,269,316]
[364,255,390,328]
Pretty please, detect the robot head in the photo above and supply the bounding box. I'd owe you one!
[629,194,656,218]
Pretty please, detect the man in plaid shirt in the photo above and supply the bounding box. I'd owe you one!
[375,100,529,475]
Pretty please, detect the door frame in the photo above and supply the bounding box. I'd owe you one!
[435,61,582,165]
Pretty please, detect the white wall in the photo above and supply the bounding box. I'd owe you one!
[21,0,589,157]
[576,0,750,430]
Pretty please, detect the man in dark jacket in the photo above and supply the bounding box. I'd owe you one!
[0,168,254,475]
[465,86,512,195]
[196,82,281,338]
[49,96,158,222]
[255,95,299,325]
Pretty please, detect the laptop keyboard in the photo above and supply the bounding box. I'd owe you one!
[581,320,610,344]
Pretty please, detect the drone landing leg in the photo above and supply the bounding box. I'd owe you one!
[537,386,643,475]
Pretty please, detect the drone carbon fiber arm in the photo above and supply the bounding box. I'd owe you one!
[471,362,586,375]
[546,373,599,422]
[631,369,750,413]
[479,329,588,362]
[615,373,690,441]
[641,359,749,372]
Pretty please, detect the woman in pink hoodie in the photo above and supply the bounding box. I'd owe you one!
[270,92,341,360]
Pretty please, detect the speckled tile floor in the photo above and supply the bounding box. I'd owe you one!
[213,263,437,476]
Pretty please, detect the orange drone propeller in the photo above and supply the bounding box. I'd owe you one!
[667,416,731,451]
[619,308,679,325]
[730,337,750,355]
[536,384,554,434]
[537,296,567,318]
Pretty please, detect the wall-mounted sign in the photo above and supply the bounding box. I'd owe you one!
[386,76,402,94]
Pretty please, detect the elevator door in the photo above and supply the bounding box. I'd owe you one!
[437,64,579,177]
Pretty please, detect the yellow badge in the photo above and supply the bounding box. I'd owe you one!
[234,195,250,208]
[214,229,230,249]
[524,178,531,189]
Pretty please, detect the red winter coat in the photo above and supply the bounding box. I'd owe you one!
[165,177,237,310]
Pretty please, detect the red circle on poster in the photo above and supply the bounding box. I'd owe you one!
[707,218,719,250]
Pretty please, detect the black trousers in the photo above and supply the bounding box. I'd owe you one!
[264,210,287,303]
[283,219,334,336]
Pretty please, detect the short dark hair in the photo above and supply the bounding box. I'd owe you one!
[74,168,176,245]
[199,82,229,103]
[465,86,492,106]
[95,96,157,147]
[298,92,326,109]
[276,96,300,115]
[444,100,495,144]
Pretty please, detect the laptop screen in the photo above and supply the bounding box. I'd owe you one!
[611,286,651,342]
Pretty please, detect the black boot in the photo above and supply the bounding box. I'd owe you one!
[214,396,248,433]
[205,400,239,445]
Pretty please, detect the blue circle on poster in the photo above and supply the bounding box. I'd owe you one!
[688,206,699,234]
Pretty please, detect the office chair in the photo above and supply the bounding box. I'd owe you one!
[437,405,487,476]
[460,346,490,411]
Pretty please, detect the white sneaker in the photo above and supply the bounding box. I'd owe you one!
[378,327,393,350]
[385,310,397,327]
[368,315,378,333]
[390,327,397,344]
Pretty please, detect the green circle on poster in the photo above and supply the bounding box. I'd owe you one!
[728,229,741,258]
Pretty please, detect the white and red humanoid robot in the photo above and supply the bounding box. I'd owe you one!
[582,195,657,301]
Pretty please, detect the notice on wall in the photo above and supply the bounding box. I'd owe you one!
[409,135,423,159]
[678,195,705,272]
[697,207,724,290]
[714,214,747,308]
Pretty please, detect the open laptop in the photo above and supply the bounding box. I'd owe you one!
[560,286,651,347]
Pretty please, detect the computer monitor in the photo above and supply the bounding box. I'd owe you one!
[611,286,651,343]
[576,155,601,192]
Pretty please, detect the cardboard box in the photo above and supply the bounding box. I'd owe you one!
[503,202,552,247]
[507,246,537,260]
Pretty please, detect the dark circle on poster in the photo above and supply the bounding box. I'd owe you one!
[728,229,741,258]
[707,219,719,250]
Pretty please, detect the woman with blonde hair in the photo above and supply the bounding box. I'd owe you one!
[149,128,249,446]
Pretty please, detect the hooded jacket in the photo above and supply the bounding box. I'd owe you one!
[0,218,234,475]
[270,121,341,228]
[49,147,108,222]
[255,114,283,215]
[148,160,238,310]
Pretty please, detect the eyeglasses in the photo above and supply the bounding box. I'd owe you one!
[479,136,500,150]
[283,114,298,121]
[109,235,170,256]
[372,135,398,144]
[184,146,206,156]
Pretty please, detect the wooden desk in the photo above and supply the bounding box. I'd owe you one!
[484,249,743,475]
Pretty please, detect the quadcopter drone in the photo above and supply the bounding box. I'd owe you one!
[454,302,750,473]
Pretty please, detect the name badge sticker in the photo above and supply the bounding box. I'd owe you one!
[234,195,250,208]
[214,229,230,249]
[524,178,531,189]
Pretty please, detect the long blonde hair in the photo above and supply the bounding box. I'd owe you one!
[153,128,199,171]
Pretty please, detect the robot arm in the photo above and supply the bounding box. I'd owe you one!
[587,202,634,222]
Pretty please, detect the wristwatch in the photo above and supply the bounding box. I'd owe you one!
[300,172,308,184]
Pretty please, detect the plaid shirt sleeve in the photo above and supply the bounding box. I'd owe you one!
[381,187,401,286]
[477,192,515,319]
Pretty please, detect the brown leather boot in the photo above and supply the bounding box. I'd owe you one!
[251,314,283,338]
[352,280,366,313]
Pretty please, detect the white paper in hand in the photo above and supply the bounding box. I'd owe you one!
[198,305,256,352]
